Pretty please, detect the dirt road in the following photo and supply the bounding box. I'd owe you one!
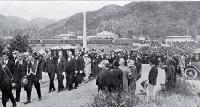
[4,78,97,107]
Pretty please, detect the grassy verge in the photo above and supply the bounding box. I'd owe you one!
[91,79,200,107]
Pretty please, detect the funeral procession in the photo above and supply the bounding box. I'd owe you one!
[2,1,200,107]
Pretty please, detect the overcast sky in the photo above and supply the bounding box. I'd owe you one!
[0,1,132,21]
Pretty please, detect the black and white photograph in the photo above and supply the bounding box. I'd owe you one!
[1,0,200,107]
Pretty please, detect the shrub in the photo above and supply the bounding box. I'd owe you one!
[92,79,200,107]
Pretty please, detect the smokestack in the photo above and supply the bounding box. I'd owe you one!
[83,12,87,50]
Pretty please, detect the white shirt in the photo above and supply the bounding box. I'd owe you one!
[58,58,61,63]
[19,60,23,65]
[4,60,8,65]
[68,57,71,62]
[29,60,38,75]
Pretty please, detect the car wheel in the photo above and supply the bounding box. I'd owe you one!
[184,67,198,79]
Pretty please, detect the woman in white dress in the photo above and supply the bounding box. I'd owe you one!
[83,53,91,83]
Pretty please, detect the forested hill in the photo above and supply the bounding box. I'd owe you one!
[35,2,200,39]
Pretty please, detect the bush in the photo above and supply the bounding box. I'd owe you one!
[92,79,200,107]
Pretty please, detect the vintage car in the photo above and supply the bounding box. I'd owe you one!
[184,59,200,79]
[184,49,200,79]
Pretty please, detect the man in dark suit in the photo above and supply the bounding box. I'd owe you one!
[13,53,27,102]
[56,51,66,92]
[45,51,56,93]
[0,54,16,107]
[12,51,19,64]
[24,53,43,104]
[65,50,75,91]
[74,50,85,89]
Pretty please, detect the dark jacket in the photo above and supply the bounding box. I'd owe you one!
[74,56,85,72]
[112,67,123,89]
[45,57,57,74]
[56,57,66,75]
[96,68,112,87]
[148,66,158,85]
[65,57,75,74]
[6,59,15,75]
[13,59,27,84]
[0,63,13,91]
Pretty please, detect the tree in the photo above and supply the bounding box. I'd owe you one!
[10,33,30,52]
[0,38,5,55]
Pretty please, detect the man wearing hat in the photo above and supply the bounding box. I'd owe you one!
[0,54,16,107]
[74,49,85,89]
[13,53,27,102]
[24,53,43,104]
[56,51,66,92]
[44,50,56,93]
[65,50,75,91]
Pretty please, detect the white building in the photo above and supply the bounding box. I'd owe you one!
[3,36,13,40]
[165,36,194,43]
[53,32,77,39]
[196,35,200,41]
[77,31,118,40]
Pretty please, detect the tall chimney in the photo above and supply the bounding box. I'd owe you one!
[83,12,87,50]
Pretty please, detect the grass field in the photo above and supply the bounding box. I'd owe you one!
[92,79,200,107]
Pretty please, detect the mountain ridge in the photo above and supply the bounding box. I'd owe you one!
[36,1,200,39]
[0,15,57,37]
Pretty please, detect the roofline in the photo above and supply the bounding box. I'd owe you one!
[166,36,192,38]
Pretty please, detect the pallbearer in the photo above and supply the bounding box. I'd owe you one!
[0,54,16,107]
[45,50,56,93]
[65,50,75,91]
[74,49,85,88]
[24,53,43,104]
[13,53,27,102]
[56,51,66,92]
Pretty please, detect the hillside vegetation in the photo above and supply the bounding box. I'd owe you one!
[36,2,200,39]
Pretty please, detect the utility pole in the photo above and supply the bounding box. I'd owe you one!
[186,29,189,42]
[63,20,65,34]
[140,26,143,38]
[186,29,189,36]
[83,12,87,50]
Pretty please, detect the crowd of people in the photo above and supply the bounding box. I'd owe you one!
[0,43,199,107]
[95,46,195,102]
[0,49,103,107]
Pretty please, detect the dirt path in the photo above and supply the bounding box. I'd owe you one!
[4,78,97,107]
